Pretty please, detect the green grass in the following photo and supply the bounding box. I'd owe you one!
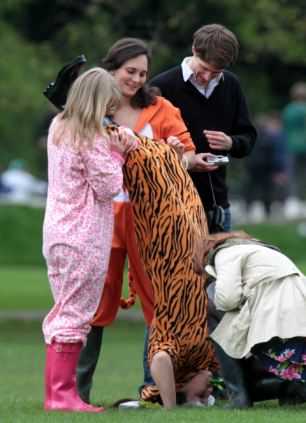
[0,265,135,312]
[1,206,306,312]
[0,265,51,310]
[0,204,45,266]
[1,203,306,268]
[237,221,306,270]
[1,205,306,421]
[0,319,305,423]
[0,204,136,312]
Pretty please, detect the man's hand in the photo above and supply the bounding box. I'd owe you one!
[204,130,232,151]
[189,152,219,172]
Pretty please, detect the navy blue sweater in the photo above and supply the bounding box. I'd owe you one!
[151,66,257,209]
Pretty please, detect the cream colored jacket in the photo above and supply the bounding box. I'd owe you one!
[208,244,306,358]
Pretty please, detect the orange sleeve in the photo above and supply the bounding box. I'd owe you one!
[159,98,195,151]
[167,103,195,152]
[150,97,196,152]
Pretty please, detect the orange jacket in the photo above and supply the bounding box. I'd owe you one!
[135,96,195,151]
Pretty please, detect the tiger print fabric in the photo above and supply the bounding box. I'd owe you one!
[122,134,218,401]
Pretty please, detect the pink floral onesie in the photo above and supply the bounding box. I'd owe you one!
[42,116,124,344]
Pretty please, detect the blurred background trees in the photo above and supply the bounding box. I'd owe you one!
[1,0,306,177]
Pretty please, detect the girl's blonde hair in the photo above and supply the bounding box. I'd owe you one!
[53,67,121,149]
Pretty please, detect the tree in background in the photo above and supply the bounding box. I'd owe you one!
[1,0,306,176]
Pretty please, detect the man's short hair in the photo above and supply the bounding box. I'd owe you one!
[193,24,239,69]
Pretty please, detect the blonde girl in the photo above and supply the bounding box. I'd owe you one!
[42,67,137,412]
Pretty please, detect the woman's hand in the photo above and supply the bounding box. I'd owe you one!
[203,130,233,151]
[166,136,184,161]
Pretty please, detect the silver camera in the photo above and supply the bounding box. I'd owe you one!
[206,155,229,165]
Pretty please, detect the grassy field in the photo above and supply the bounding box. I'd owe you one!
[1,204,306,421]
[1,203,306,266]
[0,265,133,312]
[0,319,305,423]
[1,204,306,312]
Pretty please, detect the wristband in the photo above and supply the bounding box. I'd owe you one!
[182,156,189,170]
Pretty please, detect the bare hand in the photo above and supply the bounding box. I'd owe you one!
[109,131,126,156]
[204,130,232,151]
[118,127,140,153]
[166,136,184,161]
[190,153,219,172]
[180,370,213,405]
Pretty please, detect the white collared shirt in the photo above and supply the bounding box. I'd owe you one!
[181,57,223,98]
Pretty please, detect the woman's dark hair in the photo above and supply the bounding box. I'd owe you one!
[101,37,157,108]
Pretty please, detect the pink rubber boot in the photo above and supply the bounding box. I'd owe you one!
[44,342,104,412]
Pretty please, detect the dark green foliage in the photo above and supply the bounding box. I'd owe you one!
[0,22,60,176]
[1,0,306,176]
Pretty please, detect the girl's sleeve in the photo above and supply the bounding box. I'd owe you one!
[213,249,245,311]
[82,134,124,202]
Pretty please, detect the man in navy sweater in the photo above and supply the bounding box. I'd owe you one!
[151,24,257,232]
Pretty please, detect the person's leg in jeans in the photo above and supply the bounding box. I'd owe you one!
[223,207,232,233]
[139,326,154,393]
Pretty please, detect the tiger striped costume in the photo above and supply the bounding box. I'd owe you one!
[122,132,218,401]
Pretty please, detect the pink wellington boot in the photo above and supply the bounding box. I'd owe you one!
[44,341,104,412]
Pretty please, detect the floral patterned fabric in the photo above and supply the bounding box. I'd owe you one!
[252,337,306,381]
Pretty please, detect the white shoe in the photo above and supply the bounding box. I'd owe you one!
[118,400,141,409]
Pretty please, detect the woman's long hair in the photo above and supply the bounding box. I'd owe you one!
[101,37,157,108]
[53,67,121,149]
[193,231,252,274]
